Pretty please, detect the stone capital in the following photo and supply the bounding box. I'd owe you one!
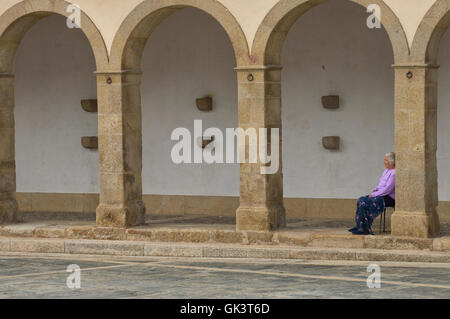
[234,65,282,73]
[392,63,440,70]
[0,73,14,78]
[94,69,143,76]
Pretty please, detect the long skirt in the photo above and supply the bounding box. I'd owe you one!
[354,196,386,231]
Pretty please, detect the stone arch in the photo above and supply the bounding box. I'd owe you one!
[0,0,108,224]
[251,0,409,65]
[109,0,250,70]
[0,0,108,73]
[411,0,450,64]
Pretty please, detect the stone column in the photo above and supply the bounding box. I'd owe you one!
[235,66,286,231]
[95,71,146,227]
[0,74,18,223]
[391,64,440,238]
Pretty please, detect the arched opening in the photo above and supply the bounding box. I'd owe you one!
[281,0,395,226]
[106,0,248,227]
[109,1,249,70]
[435,15,450,225]
[0,1,107,224]
[246,0,408,232]
[141,8,239,220]
[14,15,98,220]
[252,0,408,66]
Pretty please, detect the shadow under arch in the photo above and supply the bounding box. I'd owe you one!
[411,0,450,64]
[0,0,109,73]
[109,0,250,70]
[251,0,410,65]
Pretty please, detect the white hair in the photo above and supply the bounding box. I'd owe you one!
[385,152,395,166]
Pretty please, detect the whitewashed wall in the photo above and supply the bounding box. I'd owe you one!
[140,8,239,196]
[438,27,450,202]
[13,3,450,201]
[15,15,99,194]
[282,0,395,198]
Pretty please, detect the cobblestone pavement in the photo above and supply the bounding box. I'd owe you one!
[0,253,449,299]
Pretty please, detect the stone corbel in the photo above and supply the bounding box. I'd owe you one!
[196,96,213,111]
[322,136,340,150]
[81,136,98,149]
[81,99,98,113]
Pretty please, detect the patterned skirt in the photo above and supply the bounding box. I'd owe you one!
[354,196,386,231]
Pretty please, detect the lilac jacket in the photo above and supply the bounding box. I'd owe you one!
[371,168,395,199]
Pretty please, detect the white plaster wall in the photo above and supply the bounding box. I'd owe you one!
[282,0,395,198]
[11,3,450,201]
[15,15,99,193]
[438,28,450,201]
[141,8,239,196]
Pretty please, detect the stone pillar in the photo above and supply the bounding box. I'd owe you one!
[391,64,440,238]
[0,74,18,223]
[235,66,286,231]
[95,71,145,227]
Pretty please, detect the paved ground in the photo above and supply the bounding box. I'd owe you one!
[0,252,449,299]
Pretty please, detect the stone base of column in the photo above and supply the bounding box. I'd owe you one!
[236,205,286,231]
[96,201,146,228]
[391,211,440,238]
[0,199,19,224]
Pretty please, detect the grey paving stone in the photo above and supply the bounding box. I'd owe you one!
[64,240,144,256]
[10,238,64,253]
[144,243,202,257]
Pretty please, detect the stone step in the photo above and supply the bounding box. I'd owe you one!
[1,223,449,252]
[1,237,450,263]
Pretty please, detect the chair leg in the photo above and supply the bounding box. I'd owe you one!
[383,209,386,233]
[379,211,382,234]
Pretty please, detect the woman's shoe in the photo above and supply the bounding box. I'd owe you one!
[348,227,358,232]
[352,228,369,235]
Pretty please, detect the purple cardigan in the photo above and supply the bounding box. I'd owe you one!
[371,168,395,199]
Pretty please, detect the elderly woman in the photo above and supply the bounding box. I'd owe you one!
[349,152,396,235]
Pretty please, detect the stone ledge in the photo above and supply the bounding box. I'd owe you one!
[0,223,448,252]
[1,237,449,263]
[308,233,365,249]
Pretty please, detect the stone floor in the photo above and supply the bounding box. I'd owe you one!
[1,213,450,265]
[0,212,447,253]
[17,212,450,235]
[0,253,449,299]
